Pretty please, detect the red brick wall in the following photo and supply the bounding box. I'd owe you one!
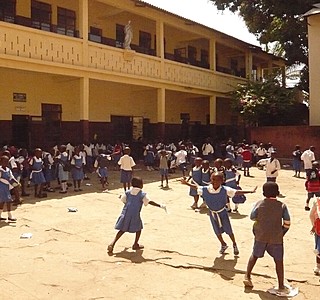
[248,126,320,158]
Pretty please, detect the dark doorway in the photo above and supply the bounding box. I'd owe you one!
[12,115,29,148]
[42,103,62,146]
[111,115,132,142]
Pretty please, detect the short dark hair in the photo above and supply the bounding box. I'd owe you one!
[131,176,143,188]
[263,182,279,198]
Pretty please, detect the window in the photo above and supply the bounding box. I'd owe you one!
[0,0,16,23]
[42,104,62,144]
[89,26,102,43]
[139,31,151,49]
[31,0,51,32]
[116,24,124,47]
[57,7,76,37]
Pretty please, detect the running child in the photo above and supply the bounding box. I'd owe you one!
[158,149,171,188]
[29,148,47,198]
[304,161,320,211]
[181,172,256,255]
[0,155,20,221]
[243,182,291,293]
[187,157,203,210]
[309,196,320,276]
[94,149,112,191]
[107,176,167,254]
[118,147,136,192]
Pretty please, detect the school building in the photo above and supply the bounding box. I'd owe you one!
[0,0,285,149]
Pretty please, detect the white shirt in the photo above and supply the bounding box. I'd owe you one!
[120,187,150,206]
[301,149,315,169]
[118,154,136,170]
[265,158,281,178]
[202,143,214,155]
[174,150,187,165]
[197,184,236,198]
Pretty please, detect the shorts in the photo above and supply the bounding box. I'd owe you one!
[159,168,168,176]
[307,191,320,200]
[178,163,187,171]
[120,170,132,183]
[252,240,283,261]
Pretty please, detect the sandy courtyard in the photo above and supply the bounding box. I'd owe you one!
[1,165,319,299]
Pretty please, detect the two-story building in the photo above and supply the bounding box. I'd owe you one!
[0,0,285,148]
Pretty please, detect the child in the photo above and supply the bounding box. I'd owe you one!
[0,155,20,221]
[43,148,55,192]
[118,147,136,192]
[292,145,302,178]
[94,150,111,191]
[213,158,225,173]
[29,148,47,198]
[187,157,203,209]
[181,172,256,255]
[304,161,320,211]
[201,160,213,186]
[107,176,167,253]
[70,146,85,192]
[243,182,291,294]
[158,149,170,188]
[224,158,246,212]
[174,145,188,177]
[56,145,70,194]
[241,144,252,177]
[309,196,320,275]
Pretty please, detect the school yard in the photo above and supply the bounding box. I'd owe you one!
[1,165,319,299]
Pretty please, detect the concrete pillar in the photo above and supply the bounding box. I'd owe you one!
[157,88,166,138]
[245,51,253,80]
[80,77,89,141]
[156,20,164,59]
[79,0,89,66]
[209,95,217,125]
[209,38,216,71]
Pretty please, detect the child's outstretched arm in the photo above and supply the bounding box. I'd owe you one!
[149,201,167,213]
[180,177,198,189]
[235,186,257,195]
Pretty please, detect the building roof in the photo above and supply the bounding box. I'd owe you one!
[303,3,320,17]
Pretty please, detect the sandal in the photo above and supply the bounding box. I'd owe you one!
[243,276,253,288]
[219,244,228,254]
[132,244,144,250]
[107,244,114,254]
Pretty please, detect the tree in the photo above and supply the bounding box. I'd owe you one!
[230,79,308,126]
[209,0,318,91]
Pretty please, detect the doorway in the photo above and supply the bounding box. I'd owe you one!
[111,115,132,142]
[12,115,29,148]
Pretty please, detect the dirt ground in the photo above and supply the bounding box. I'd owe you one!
[1,164,319,300]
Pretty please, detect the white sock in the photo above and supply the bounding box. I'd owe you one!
[8,211,12,219]
[226,203,231,210]
[235,204,239,210]
[0,209,3,218]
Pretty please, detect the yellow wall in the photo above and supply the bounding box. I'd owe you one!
[0,69,80,121]
[308,14,320,125]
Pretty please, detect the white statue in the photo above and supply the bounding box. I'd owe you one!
[123,20,133,49]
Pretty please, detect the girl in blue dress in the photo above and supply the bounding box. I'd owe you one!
[29,148,47,198]
[182,172,256,256]
[223,158,246,212]
[107,177,167,254]
[56,145,69,194]
[71,146,85,192]
[187,157,203,209]
[0,155,20,221]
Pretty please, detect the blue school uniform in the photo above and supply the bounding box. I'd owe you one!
[200,185,235,235]
[202,168,211,186]
[96,154,109,178]
[224,169,246,204]
[115,189,147,233]
[30,157,46,185]
[189,166,202,196]
[57,152,69,181]
[0,167,14,202]
[43,153,55,182]
[71,155,84,181]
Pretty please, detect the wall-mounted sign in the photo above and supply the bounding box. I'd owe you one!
[13,93,27,102]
